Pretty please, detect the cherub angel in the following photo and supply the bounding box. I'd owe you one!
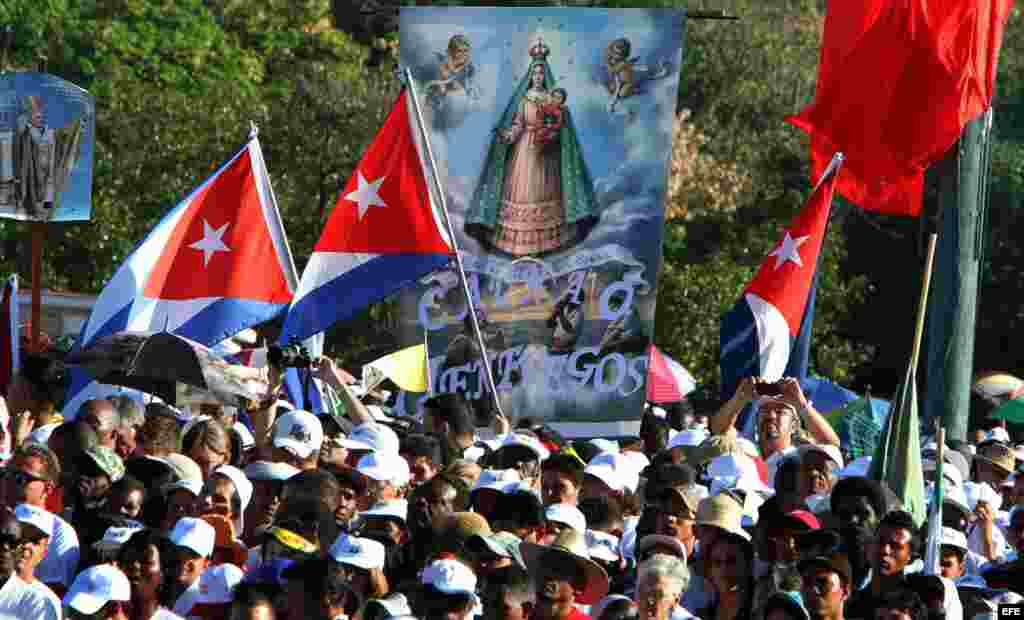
[604,37,672,113]
[425,34,481,106]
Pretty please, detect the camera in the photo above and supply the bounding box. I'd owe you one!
[267,339,313,369]
[755,380,783,397]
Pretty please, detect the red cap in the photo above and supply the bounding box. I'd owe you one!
[782,510,821,530]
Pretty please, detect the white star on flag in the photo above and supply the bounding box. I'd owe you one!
[768,231,810,270]
[189,219,231,267]
[345,171,387,220]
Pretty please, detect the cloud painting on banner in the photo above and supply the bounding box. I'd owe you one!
[398,8,685,434]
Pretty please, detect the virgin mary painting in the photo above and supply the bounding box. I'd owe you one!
[464,38,599,257]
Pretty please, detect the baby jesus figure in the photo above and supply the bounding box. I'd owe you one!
[537,88,567,145]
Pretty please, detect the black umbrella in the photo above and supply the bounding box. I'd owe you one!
[66,331,267,405]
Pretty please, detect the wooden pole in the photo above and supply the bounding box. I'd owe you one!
[909,233,939,371]
[30,222,44,349]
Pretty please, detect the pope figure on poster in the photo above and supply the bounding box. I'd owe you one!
[464,37,599,258]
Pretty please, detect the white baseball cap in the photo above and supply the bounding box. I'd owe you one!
[669,428,709,449]
[197,563,244,604]
[421,559,479,603]
[63,564,131,615]
[345,422,401,454]
[360,500,408,525]
[213,465,254,513]
[589,439,619,455]
[964,481,1002,512]
[273,410,324,459]
[546,503,587,533]
[170,517,215,558]
[93,525,146,553]
[584,463,625,494]
[586,529,621,563]
[329,534,386,570]
[357,451,411,487]
[15,503,53,537]
[589,452,643,492]
[940,527,968,552]
[798,444,845,469]
[708,454,773,496]
[245,460,300,482]
[495,433,550,462]
[163,478,203,498]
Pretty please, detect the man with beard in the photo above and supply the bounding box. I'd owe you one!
[845,511,921,620]
[710,378,840,461]
[0,507,60,619]
[829,476,890,590]
[390,473,468,588]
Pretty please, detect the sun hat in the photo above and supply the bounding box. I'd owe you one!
[546,503,587,533]
[521,529,610,605]
[466,531,526,568]
[329,534,386,570]
[63,564,131,615]
[975,440,1015,475]
[694,493,750,541]
[170,517,216,559]
[15,503,53,537]
[357,451,411,488]
[244,460,300,482]
[84,446,125,483]
[272,410,324,459]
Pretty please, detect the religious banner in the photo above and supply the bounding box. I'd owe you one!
[0,71,95,222]
[399,7,685,436]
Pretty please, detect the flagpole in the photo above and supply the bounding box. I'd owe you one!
[424,327,432,395]
[404,68,506,419]
[910,234,939,372]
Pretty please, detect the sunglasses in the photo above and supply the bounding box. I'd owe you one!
[3,469,47,486]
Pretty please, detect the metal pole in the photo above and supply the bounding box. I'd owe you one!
[30,223,42,349]
[923,110,992,443]
[404,68,506,419]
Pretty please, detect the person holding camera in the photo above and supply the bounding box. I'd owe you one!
[710,377,840,462]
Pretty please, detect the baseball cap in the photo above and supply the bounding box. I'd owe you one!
[163,453,204,486]
[329,534,386,570]
[589,439,619,455]
[346,422,400,454]
[798,444,845,469]
[357,451,411,487]
[940,526,968,552]
[15,503,53,537]
[170,517,216,558]
[197,563,245,604]
[244,460,300,482]
[798,549,853,585]
[780,510,821,531]
[546,503,587,532]
[586,529,621,563]
[93,525,146,554]
[63,564,131,615]
[84,447,126,483]
[494,433,551,464]
[421,558,479,604]
[273,410,324,459]
[360,500,408,525]
[164,478,203,498]
[584,463,625,494]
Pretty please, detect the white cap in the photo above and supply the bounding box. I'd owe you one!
[213,465,253,511]
[798,444,845,469]
[233,421,255,449]
[472,468,521,492]
[964,481,1002,512]
[170,517,216,558]
[197,564,244,604]
[668,428,708,450]
[15,503,53,537]
[707,454,773,495]
[940,527,968,552]
[422,559,478,602]
[357,451,411,488]
[345,422,400,454]
[588,452,641,494]
[986,427,1011,444]
[244,460,300,482]
[93,525,145,553]
[586,529,621,563]
[272,410,324,459]
[329,534,386,570]
[620,450,650,473]
[360,500,408,525]
[584,463,625,494]
[546,504,587,532]
[495,433,550,462]
[63,564,131,615]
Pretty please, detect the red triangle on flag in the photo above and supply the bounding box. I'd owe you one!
[144,147,292,303]
[315,90,452,256]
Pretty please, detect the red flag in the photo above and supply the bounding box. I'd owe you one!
[788,0,1013,215]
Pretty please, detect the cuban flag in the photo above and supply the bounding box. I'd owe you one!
[720,153,843,430]
[280,89,453,344]
[64,132,299,417]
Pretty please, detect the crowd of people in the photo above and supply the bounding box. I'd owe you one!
[0,352,1022,620]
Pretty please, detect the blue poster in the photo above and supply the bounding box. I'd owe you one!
[400,8,685,436]
[0,71,95,222]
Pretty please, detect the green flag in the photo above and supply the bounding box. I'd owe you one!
[868,366,927,526]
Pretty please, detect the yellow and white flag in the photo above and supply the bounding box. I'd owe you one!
[363,344,429,393]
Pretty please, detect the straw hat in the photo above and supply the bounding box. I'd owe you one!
[695,493,750,541]
[520,529,610,605]
[975,440,1015,476]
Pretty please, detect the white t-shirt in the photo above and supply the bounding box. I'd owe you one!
[36,510,80,588]
[151,607,186,620]
[0,574,60,620]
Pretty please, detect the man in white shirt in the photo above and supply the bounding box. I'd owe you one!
[0,507,60,620]
[0,442,79,596]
